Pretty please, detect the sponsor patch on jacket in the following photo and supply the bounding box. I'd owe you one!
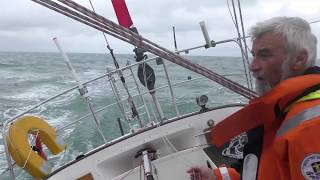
[301,154,320,179]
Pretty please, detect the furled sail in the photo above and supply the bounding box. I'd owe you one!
[111,0,133,28]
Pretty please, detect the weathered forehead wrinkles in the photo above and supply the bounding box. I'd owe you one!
[252,33,288,53]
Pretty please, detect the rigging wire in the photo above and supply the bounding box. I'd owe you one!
[87,0,143,128]
[32,0,258,100]
[230,0,253,90]
[226,0,236,28]
[88,0,110,50]
[226,0,253,90]
[236,0,253,89]
[87,0,119,69]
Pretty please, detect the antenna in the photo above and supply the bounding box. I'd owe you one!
[172,26,178,53]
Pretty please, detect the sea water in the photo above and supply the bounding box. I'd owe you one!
[0,52,249,179]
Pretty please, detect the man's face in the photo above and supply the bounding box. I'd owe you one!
[250,32,289,94]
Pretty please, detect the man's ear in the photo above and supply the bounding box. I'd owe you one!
[291,49,308,71]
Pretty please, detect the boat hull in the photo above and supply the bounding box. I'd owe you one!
[48,105,242,180]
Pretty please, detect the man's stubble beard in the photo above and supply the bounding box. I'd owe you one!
[254,57,294,96]
[255,79,272,96]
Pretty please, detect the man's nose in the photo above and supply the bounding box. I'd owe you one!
[249,58,261,72]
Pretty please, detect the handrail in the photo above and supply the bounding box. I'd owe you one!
[33,0,258,100]
[57,72,241,134]
[0,57,158,127]
[0,59,250,180]
[0,38,252,180]
[0,56,244,136]
[0,56,158,180]
[0,56,193,179]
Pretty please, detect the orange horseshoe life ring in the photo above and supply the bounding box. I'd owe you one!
[6,115,66,178]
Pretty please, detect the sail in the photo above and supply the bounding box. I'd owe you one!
[111,0,133,28]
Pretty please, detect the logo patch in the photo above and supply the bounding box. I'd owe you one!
[301,154,320,180]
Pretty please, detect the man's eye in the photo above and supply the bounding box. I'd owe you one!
[259,53,272,57]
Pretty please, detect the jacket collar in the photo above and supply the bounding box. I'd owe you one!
[211,74,320,147]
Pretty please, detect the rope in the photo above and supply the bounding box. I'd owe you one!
[32,0,258,100]
[22,131,40,169]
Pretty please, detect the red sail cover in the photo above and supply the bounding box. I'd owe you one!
[111,0,133,28]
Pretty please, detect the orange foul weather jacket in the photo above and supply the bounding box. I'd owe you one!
[210,69,320,180]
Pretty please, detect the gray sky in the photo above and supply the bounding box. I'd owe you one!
[1,0,320,56]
